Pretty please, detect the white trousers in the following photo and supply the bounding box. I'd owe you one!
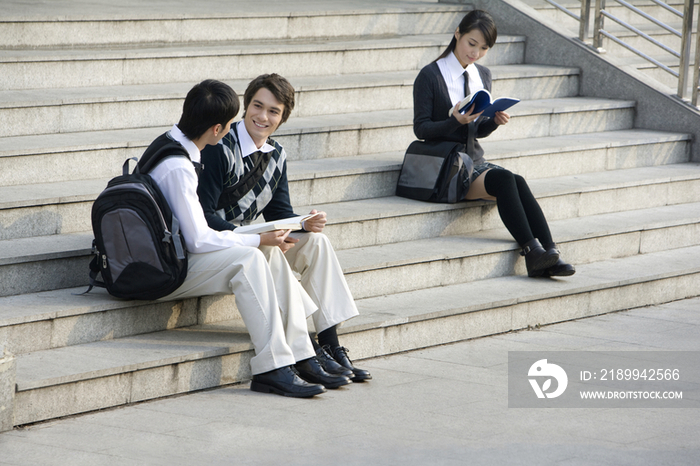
[160,245,315,375]
[262,232,359,333]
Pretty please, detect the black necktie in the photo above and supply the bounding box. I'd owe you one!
[463,71,475,156]
[463,71,470,98]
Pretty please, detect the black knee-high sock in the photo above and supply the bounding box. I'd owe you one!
[513,174,553,247]
[318,325,340,349]
[483,169,534,246]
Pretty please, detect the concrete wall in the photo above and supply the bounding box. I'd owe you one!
[443,0,700,161]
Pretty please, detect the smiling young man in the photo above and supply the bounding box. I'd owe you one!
[143,79,341,398]
[198,74,371,383]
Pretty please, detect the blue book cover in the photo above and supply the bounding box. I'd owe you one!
[453,89,519,120]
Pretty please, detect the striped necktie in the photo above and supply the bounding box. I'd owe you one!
[244,150,262,171]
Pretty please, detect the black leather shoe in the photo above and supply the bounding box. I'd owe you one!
[520,239,559,277]
[295,357,352,389]
[316,345,353,378]
[250,366,326,398]
[332,346,372,382]
[530,244,576,278]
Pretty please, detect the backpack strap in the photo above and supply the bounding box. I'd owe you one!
[75,240,107,296]
[137,141,191,175]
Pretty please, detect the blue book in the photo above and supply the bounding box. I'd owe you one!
[451,89,520,120]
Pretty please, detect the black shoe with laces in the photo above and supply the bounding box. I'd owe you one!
[295,357,352,389]
[332,346,372,382]
[250,366,326,398]
[316,345,353,378]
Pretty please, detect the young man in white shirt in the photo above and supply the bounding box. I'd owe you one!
[197,74,371,382]
[141,79,349,397]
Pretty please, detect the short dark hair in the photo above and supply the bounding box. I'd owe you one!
[243,74,295,124]
[436,10,498,62]
[178,79,240,140]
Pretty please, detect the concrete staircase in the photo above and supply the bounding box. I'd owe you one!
[1,0,700,427]
[523,0,699,93]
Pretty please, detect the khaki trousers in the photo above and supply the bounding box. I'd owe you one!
[161,245,315,375]
[262,232,359,334]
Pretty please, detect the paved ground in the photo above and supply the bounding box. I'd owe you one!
[1,297,698,465]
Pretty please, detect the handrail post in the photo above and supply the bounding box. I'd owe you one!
[694,0,700,106]
[677,0,695,100]
[580,0,592,42]
[593,0,606,51]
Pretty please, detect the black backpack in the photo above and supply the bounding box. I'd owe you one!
[396,140,474,203]
[87,141,189,300]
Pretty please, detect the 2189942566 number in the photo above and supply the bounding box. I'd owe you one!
[600,368,680,381]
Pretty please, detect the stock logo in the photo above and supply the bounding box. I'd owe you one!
[528,359,568,399]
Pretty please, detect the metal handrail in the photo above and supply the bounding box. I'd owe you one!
[542,0,699,106]
[600,10,680,57]
[543,0,593,41]
[649,0,684,16]
[694,2,700,103]
[593,0,698,105]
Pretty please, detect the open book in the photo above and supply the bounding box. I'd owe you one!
[234,212,321,235]
[451,89,519,120]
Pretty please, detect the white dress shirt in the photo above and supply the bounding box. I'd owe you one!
[148,124,260,252]
[436,51,485,107]
[237,120,275,157]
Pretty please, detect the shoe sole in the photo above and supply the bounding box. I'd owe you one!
[545,268,576,277]
[350,373,372,382]
[297,373,353,389]
[323,379,353,389]
[250,381,326,398]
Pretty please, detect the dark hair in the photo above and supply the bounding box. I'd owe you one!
[243,73,295,124]
[178,79,240,140]
[436,10,497,61]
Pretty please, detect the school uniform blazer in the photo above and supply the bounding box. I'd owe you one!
[413,61,499,163]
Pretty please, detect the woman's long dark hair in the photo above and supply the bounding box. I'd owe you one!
[436,10,498,62]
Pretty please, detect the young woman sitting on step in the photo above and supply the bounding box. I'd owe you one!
[412,9,575,278]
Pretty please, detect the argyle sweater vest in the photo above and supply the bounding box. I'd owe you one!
[219,126,286,225]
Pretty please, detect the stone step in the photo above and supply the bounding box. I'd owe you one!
[1,127,686,243]
[12,244,700,425]
[481,128,690,179]
[0,34,526,91]
[0,64,580,138]
[338,201,700,299]
[4,200,698,357]
[317,163,700,249]
[0,287,240,357]
[0,96,637,190]
[2,162,699,297]
[0,4,468,48]
[289,129,689,203]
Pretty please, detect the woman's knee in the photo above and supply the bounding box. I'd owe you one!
[514,174,534,195]
[484,168,516,196]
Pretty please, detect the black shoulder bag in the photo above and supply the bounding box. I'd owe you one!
[396,139,474,203]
